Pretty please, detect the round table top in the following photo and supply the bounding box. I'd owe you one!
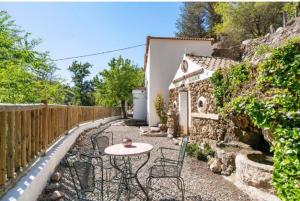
[104,142,153,156]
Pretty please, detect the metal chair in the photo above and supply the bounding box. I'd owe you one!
[92,135,110,155]
[66,153,104,201]
[90,130,121,196]
[147,136,189,201]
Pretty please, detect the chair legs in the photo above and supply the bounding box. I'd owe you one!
[146,177,152,191]
[177,177,185,201]
[146,177,185,201]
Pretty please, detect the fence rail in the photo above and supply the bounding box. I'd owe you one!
[0,103,121,191]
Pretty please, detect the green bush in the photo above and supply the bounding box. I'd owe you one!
[255,44,272,56]
[211,39,300,201]
[203,143,215,157]
[154,93,167,124]
[211,62,251,109]
[186,143,199,157]
[187,143,215,161]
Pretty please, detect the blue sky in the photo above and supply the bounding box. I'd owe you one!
[1,2,181,83]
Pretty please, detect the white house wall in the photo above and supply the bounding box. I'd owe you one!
[146,39,213,126]
[146,46,151,123]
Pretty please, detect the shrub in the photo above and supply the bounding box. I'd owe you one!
[211,62,251,109]
[203,143,215,157]
[186,143,199,157]
[154,93,167,124]
[187,143,215,161]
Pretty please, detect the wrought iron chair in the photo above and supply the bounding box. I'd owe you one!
[90,129,122,194]
[154,136,189,166]
[66,153,104,201]
[147,136,189,201]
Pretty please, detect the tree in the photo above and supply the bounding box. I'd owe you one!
[94,56,144,118]
[283,2,300,20]
[0,11,66,104]
[176,2,221,38]
[68,61,95,106]
[213,2,284,42]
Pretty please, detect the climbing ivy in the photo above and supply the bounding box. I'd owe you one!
[211,39,300,200]
[211,62,251,108]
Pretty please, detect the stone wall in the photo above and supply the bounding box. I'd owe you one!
[191,117,239,143]
[188,80,216,114]
[167,88,178,113]
[168,79,264,146]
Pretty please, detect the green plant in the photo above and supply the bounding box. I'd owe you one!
[154,93,168,124]
[186,143,199,157]
[211,40,300,200]
[187,143,215,161]
[211,62,250,109]
[203,143,215,157]
[255,44,272,56]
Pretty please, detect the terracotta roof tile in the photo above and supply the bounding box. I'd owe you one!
[186,54,236,71]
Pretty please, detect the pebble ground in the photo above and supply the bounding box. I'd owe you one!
[38,120,251,201]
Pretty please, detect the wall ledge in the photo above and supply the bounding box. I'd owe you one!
[191,112,219,120]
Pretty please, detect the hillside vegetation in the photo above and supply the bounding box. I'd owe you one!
[211,38,300,201]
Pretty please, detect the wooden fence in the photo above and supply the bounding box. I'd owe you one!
[0,103,121,190]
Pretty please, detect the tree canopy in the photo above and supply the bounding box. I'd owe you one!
[176,2,221,38]
[68,61,95,106]
[175,2,298,43]
[94,56,144,118]
[0,11,66,103]
[214,2,284,41]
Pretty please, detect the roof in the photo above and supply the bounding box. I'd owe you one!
[185,54,236,71]
[144,36,214,70]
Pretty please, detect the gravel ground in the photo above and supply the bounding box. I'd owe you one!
[38,120,251,201]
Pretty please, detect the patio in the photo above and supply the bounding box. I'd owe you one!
[38,120,251,201]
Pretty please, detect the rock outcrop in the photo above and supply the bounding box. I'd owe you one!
[242,17,300,65]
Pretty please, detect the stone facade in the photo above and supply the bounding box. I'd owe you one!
[167,79,238,142]
[166,112,178,138]
[188,80,238,143]
[191,118,226,142]
[167,88,178,114]
[188,80,216,114]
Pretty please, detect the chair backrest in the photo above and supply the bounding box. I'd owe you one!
[73,161,95,193]
[177,136,189,174]
[92,135,110,155]
[103,131,114,145]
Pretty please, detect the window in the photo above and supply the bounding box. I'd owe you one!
[173,101,177,111]
[197,96,206,112]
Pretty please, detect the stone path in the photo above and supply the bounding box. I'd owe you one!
[38,120,251,201]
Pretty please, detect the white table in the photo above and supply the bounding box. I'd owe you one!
[104,142,153,201]
[105,142,153,156]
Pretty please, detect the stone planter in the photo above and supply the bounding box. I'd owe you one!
[213,141,251,175]
[235,152,274,192]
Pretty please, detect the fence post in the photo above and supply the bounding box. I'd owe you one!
[66,106,70,132]
[0,112,7,186]
[21,111,27,167]
[15,111,21,172]
[93,107,95,122]
[42,100,48,154]
[7,111,15,179]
